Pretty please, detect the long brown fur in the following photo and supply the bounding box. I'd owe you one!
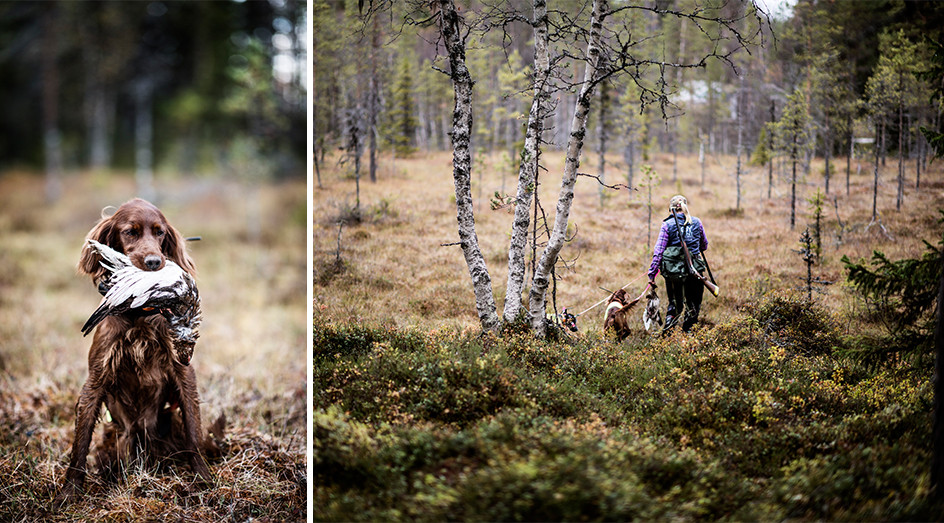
[55,198,219,508]
[602,288,642,342]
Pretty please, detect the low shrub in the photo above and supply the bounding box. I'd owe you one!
[746,291,845,357]
[313,294,941,520]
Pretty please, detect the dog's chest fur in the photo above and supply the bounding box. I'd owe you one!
[99,316,176,407]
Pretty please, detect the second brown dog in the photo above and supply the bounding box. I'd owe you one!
[602,288,642,342]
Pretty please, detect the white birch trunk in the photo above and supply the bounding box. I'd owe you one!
[528,0,606,337]
[439,0,500,333]
[502,0,551,325]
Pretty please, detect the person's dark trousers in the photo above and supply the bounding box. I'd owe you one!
[663,273,705,333]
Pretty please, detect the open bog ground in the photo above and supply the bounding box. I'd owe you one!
[314,150,944,520]
[314,150,944,331]
[0,171,307,521]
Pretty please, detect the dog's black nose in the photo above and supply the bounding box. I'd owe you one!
[144,255,163,271]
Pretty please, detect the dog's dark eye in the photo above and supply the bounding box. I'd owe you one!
[154,228,165,238]
[123,229,139,238]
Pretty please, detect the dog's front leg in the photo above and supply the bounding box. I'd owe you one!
[177,368,211,482]
[54,381,104,508]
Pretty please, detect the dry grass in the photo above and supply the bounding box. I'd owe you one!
[314,149,944,335]
[0,170,306,521]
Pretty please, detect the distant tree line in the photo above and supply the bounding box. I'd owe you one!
[315,0,944,206]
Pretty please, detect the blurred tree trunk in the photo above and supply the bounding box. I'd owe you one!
[769,101,775,199]
[871,121,880,223]
[42,4,62,203]
[790,130,797,229]
[735,75,743,211]
[896,69,904,211]
[847,112,853,196]
[501,0,551,326]
[624,141,635,193]
[438,0,500,333]
[598,79,609,207]
[134,80,156,202]
[528,0,606,337]
[86,77,114,170]
[823,112,832,195]
[368,18,380,183]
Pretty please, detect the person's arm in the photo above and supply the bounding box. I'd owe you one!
[648,222,669,280]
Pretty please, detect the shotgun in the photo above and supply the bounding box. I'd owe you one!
[670,210,720,297]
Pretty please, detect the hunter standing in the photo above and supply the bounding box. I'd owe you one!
[648,195,709,333]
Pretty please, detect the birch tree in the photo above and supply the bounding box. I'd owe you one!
[501,0,553,325]
[436,0,502,333]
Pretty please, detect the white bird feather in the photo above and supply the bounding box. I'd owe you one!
[82,239,202,365]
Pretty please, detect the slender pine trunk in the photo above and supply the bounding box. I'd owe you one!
[790,132,797,229]
[896,83,904,211]
[847,117,853,196]
[768,101,775,199]
[735,77,743,210]
[872,121,880,223]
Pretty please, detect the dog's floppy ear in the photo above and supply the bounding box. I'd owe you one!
[77,214,117,281]
[162,223,196,275]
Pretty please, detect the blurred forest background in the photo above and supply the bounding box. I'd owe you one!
[0,1,307,521]
[0,0,306,194]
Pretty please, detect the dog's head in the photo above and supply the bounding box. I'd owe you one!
[78,198,194,283]
[610,288,628,305]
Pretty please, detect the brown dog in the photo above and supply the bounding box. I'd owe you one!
[55,198,220,507]
[602,288,642,342]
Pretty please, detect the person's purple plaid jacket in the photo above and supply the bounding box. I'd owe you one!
[647,213,708,280]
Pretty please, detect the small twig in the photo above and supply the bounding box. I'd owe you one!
[440,241,462,247]
[576,172,636,192]
[832,196,845,244]
[335,221,343,264]
[865,218,895,241]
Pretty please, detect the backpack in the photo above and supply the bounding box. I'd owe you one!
[660,222,705,280]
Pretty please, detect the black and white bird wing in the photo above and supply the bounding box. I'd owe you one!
[81,260,188,336]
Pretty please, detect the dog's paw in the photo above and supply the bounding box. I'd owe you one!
[52,482,82,511]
